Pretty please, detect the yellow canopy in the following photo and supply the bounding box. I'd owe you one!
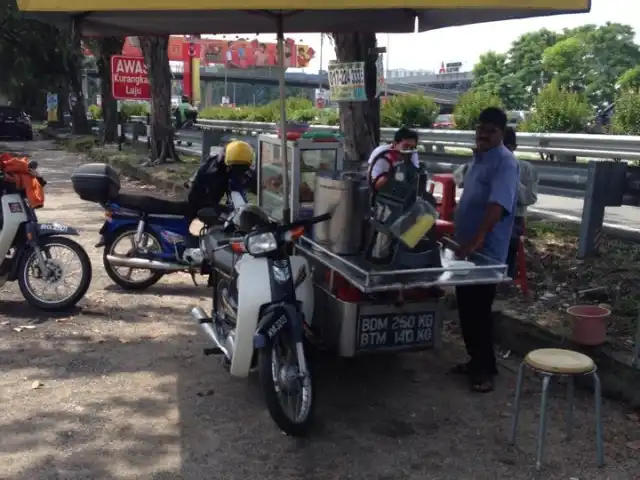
[17,0,590,35]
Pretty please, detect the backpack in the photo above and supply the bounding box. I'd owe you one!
[0,153,45,209]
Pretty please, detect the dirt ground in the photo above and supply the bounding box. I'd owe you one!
[501,219,640,354]
[0,139,639,480]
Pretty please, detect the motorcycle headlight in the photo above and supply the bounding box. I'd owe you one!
[246,232,278,255]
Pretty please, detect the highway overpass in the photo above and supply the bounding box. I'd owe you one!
[88,65,464,105]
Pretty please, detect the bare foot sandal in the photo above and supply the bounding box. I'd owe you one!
[470,374,494,393]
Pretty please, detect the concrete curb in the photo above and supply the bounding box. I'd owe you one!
[495,308,640,407]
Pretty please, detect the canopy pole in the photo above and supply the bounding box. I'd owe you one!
[276,15,290,223]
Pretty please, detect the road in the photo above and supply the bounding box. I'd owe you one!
[0,139,637,479]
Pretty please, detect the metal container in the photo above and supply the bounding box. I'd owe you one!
[313,170,369,256]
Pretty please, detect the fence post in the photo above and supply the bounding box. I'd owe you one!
[577,161,626,258]
[146,114,151,150]
[117,101,123,151]
[131,122,138,145]
[201,129,224,164]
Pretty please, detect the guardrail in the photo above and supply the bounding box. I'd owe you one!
[170,118,640,162]
[118,116,638,257]
[124,116,640,199]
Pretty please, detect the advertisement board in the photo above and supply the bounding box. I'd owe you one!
[110,55,151,101]
[119,36,315,69]
[328,62,366,102]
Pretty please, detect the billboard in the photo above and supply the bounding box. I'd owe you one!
[117,36,315,69]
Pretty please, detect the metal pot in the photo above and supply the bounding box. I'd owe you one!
[313,170,369,256]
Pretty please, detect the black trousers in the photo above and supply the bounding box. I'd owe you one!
[455,283,498,376]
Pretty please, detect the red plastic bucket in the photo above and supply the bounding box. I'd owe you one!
[566,305,611,346]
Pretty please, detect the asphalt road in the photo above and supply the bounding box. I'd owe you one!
[1,138,637,479]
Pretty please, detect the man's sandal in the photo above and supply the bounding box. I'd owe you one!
[470,374,494,393]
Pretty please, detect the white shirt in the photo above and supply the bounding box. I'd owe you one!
[226,50,233,61]
[367,144,419,181]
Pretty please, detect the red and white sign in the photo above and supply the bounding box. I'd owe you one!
[110,55,151,101]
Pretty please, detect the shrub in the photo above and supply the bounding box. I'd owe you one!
[520,80,590,133]
[380,93,440,128]
[611,91,640,135]
[453,90,503,130]
[87,104,102,120]
[119,101,149,121]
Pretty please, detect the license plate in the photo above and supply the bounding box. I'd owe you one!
[356,312,436,351]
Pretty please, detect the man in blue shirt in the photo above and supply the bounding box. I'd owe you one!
[452,107,519,393]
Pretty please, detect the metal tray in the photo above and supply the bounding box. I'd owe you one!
[296,235,509,293]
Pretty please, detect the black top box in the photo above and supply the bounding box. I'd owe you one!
[71,163,121,204]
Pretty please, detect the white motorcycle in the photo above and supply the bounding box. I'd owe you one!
[0,161,92,310]
[191,204,330,436]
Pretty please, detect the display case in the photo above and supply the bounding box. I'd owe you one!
[256,133,344,221]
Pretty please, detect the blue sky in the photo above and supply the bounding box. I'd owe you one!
[204,0,639,73]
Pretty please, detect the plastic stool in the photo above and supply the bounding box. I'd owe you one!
[512,235,529,296]
[429,173,456,222]
[435,219,455,239]
[509,348,604,470]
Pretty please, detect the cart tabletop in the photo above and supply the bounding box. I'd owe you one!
[296,236,510,293]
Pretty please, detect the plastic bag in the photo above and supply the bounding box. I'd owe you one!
[388,197,438,248]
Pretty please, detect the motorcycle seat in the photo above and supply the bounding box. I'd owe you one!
[197,206,221,225]
[116,193,189,216]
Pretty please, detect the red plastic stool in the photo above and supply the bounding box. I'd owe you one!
[512,236,529,296]
[435,219,455,240]
[428,173,457,222]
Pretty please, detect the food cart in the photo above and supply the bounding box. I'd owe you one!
[255,132,510,358]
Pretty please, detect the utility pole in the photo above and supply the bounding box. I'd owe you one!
[384,34,390,97]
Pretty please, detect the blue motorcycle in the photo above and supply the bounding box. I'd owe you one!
[71,157,251,290]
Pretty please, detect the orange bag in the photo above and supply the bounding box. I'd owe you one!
[0,153,45,208]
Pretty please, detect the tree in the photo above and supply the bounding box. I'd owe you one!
[0,0,89,133]
[139,35,180,164]
[521,80,590,134]
[472,51,525,110]
[561,23,640,108]
[505,29,558,107]
[86,37,125,143]
[453,90,503,130]
[611,91,640,135]
[331,33,380,166]
[542,37,590,93]
[617,66,640,93]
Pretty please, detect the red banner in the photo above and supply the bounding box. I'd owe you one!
[110,55,151,101]
[116,36,315,69]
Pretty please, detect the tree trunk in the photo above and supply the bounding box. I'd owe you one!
[331,33,380,168]
[140,35,180,164]
[96,37,125,143]
[66,28,90,135]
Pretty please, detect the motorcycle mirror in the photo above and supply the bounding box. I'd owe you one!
[28,160,38,170]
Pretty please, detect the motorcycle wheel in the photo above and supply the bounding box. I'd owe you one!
[18,235,92,311]
[103,227,164,290]
[258,333,315,436]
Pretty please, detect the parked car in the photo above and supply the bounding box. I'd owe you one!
[0,106,33,140]
[433,114,455,129]
[507,110,529,130]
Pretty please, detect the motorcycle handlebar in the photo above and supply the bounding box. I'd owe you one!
[282,212,332,232]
